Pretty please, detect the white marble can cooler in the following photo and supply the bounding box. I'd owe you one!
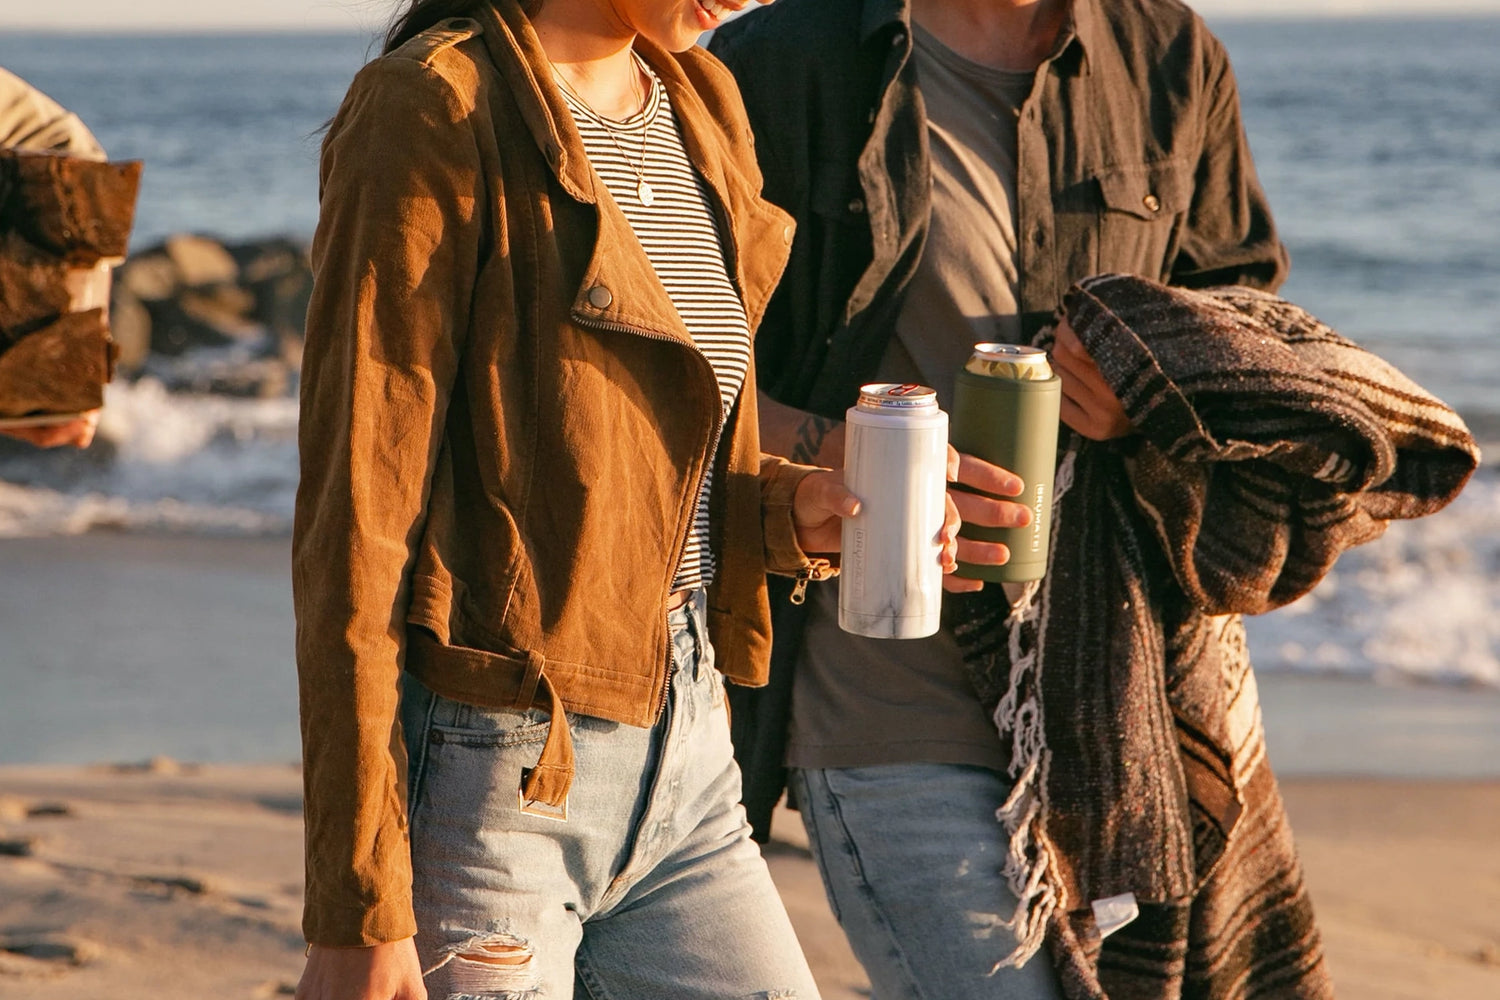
[839,383,949,639]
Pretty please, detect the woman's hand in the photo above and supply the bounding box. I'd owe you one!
[790,469,860,556]
[943,448,1030,592]
[792,466,965,578]
[1051,317,1132,441]
[0,410,101,449]
[297,939,426,1000]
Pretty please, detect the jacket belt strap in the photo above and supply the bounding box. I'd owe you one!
[404,629,575,818]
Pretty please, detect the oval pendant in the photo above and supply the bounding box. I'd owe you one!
[638,178,655,207]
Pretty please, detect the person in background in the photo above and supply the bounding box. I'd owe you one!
[291,1,961,999]
[710,1,1347,998]
[0,66,115,449]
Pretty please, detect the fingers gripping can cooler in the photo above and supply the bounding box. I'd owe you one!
[949,344,1061,582]
[839,383,949,639]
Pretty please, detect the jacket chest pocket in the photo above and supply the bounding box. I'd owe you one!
[1091,159,1190,281]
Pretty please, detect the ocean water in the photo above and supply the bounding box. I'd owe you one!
[1,16,1498,690]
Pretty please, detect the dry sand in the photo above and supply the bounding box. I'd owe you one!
[0,764,1497,999]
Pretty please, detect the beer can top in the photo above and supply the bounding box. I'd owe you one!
[856,382,939,411]
[965,343,1053,380]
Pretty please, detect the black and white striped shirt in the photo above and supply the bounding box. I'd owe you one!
[560,61,752,594]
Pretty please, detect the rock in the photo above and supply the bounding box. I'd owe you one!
[228,237,306,285]
[180,285,260,338]
[112,755,183,775]
[252,268,312,346]
[26,802,72,819]
[115,250,178,302]
[164,233,238,287]
[0,935,103,967]
[0,838,38,857]
[145,351,292,398]
[231,237,312,356]
[141,297,250,356]
[104,233,312,392]
[140,873,214,895]
[107,285,152,373]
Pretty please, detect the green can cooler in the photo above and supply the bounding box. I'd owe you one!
[948,344,1061,583]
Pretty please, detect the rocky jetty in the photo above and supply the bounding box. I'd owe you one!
[109,233,311,398]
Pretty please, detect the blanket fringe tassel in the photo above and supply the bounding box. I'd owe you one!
[989,447,1077,973]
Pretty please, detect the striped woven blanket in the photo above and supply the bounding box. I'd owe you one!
[953,274,1480,1000]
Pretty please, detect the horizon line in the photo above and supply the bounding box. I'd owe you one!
[3,5,1500,34]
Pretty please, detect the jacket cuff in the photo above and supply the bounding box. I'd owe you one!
[302,892,418,948]
[760,457,827,577]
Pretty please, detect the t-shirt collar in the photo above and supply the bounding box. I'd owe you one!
[862,0,1097,75]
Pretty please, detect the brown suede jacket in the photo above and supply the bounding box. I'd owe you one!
[293,1,820,946]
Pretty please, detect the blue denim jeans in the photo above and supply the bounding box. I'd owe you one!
[400,591,820,1000]
[790,764,1065,1000]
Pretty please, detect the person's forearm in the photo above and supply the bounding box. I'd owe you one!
[757,390,846,468]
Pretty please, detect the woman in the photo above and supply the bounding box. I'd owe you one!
[292,1,961,998]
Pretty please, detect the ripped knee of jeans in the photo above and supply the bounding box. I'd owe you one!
[426,933,541,1000]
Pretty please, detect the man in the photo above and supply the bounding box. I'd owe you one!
[1,66,127,449]
[710,2,1332,998]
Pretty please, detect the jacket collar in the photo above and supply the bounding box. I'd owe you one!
[468,0,792,343]
[471,0,595,203]
[861,0,1097,74]
[469,0,765,206]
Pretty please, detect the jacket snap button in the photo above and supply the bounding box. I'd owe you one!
[1143,193,1161,213]
[587,285,613,309]
[848,198,865,214]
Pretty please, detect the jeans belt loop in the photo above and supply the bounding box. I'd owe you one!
[517,654,573,822]
[517,648,544,709]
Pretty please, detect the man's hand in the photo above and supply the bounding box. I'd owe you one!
[0,409,101,449]
[1051,317,1131,441]
[296,939,426,1000]
[943,447,1031,592]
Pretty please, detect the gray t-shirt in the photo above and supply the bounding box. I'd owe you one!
[786,22,1034,772]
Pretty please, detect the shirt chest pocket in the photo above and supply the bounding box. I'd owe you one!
[1090,158,1191,281]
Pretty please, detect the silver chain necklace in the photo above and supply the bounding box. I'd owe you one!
[553,53,656,207]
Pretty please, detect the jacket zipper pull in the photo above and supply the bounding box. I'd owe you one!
[790,559,832,605]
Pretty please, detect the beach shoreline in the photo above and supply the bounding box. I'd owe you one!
[5,532,1500,775]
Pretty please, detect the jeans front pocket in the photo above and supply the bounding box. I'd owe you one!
[403,677,554,850]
